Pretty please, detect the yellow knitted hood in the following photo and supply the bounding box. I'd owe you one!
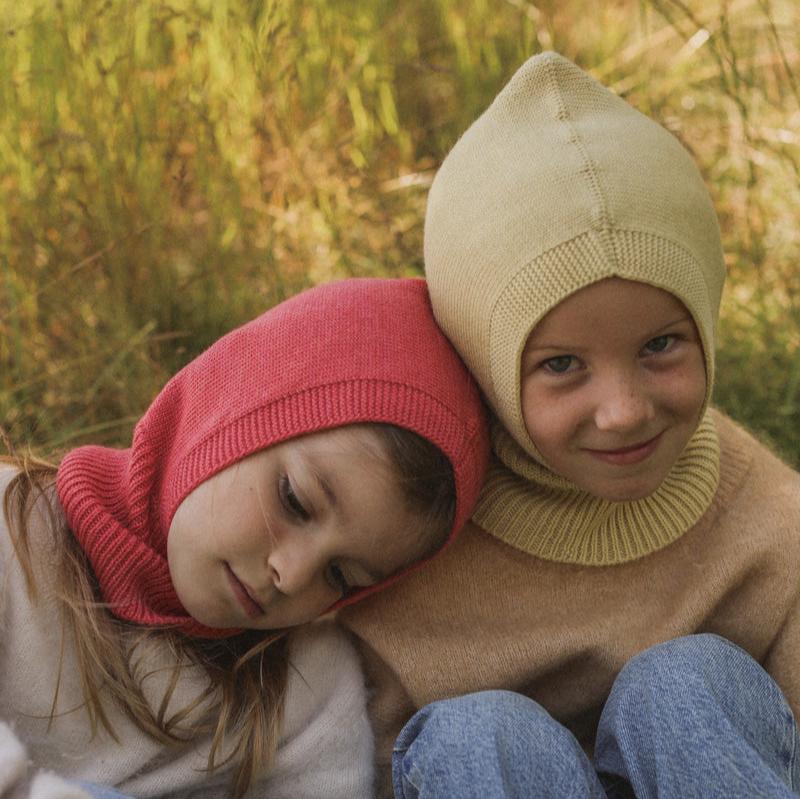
[424,52,725,565]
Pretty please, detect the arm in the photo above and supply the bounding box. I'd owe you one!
[721,416,800,723]
[251,621,376,799]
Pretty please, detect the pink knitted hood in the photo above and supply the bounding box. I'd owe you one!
[57,278,488,638]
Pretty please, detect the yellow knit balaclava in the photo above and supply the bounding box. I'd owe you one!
[425,52,726,565]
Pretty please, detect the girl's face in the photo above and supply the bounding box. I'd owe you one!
[167,425,429,630]
[520,278,707,501]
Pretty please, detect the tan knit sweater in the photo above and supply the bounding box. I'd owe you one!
[339,410,800,795]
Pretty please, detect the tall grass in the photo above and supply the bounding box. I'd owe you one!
[1,0,798,466]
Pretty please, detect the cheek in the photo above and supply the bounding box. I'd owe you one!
[267,592,335,628]
[664,357,708,420]
[521,380,574,454]
[521,380,543,445]
[166,504,196,572]
[166,522,199,613]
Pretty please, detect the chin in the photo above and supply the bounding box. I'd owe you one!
[190,610,236,629]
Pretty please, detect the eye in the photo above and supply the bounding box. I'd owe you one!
[542,355,577,374]
[643,335,674,355]
[326,562,352,596]
[278,474,310,522]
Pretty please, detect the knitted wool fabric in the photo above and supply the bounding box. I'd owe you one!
[424,52,724,565]
[56,278,489,638]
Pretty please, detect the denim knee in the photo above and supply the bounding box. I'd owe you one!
[394,689,562,762]
[596,634,800,798]
[393,690,606,799]
[608,634,783,716]
[617,633,743,679]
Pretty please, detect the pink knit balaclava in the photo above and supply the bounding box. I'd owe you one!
[57,278,489,638]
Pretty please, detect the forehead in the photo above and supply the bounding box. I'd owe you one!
[283,423,382,458]
[525,278,692,348]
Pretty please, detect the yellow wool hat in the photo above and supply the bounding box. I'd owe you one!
[424,52,726,565]
[425,51,726,458]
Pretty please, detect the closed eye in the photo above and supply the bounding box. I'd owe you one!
[278,474,311,522]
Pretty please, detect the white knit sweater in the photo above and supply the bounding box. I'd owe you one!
[0,468,374,798]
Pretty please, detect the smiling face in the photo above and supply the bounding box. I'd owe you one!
[520,278,707,501]
[167,425,430,630]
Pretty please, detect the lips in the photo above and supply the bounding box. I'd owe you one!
[225,563,264,618]
[584,432,663,466]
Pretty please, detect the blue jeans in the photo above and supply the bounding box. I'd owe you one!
[393,634,800,798]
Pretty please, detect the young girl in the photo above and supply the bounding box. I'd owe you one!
[339,53,800,797]
[0,277,489,798]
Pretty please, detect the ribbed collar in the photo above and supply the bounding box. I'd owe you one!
[474,411,720,565]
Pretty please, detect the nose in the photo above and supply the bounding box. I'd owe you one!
[267,535,325,596]
[593,370,655,433]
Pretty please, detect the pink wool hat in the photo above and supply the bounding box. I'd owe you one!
[57,278,489,638]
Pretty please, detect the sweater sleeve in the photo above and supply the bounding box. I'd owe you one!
[728,418,800,724]
[718,418,800,723]
[249,621,376,799]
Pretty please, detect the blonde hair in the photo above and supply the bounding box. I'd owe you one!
[1,449,289,798]
[1,423,458,794]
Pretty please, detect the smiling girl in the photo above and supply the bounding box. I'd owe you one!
[0,278,488,798]
[518,277,708,504]
[340,53,800,798]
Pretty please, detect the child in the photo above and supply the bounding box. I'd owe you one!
[338,53,800,797]
[0,278,489,798]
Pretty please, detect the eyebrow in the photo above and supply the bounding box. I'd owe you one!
[525,314,694,354]
[524,341,588,356]
[650,314,694,334]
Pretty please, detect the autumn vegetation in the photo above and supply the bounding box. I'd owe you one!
[1,0,798,466]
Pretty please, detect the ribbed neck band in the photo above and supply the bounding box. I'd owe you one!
[474,411,720,565]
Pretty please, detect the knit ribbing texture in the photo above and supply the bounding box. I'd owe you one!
[476,411,720,565]
[57,279,489,637]
[424,52,726,564]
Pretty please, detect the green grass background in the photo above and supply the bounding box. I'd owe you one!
[1,0,798,467]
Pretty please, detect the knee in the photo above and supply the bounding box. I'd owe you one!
[394,691,598,797]
[395,691,579,762]
[612,634,754,705]
[395,690,559,759]
[628,633,745,672]
[597,636,800,794]
[607,633,789,728]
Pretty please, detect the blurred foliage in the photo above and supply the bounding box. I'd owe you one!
[0,0,798,466]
